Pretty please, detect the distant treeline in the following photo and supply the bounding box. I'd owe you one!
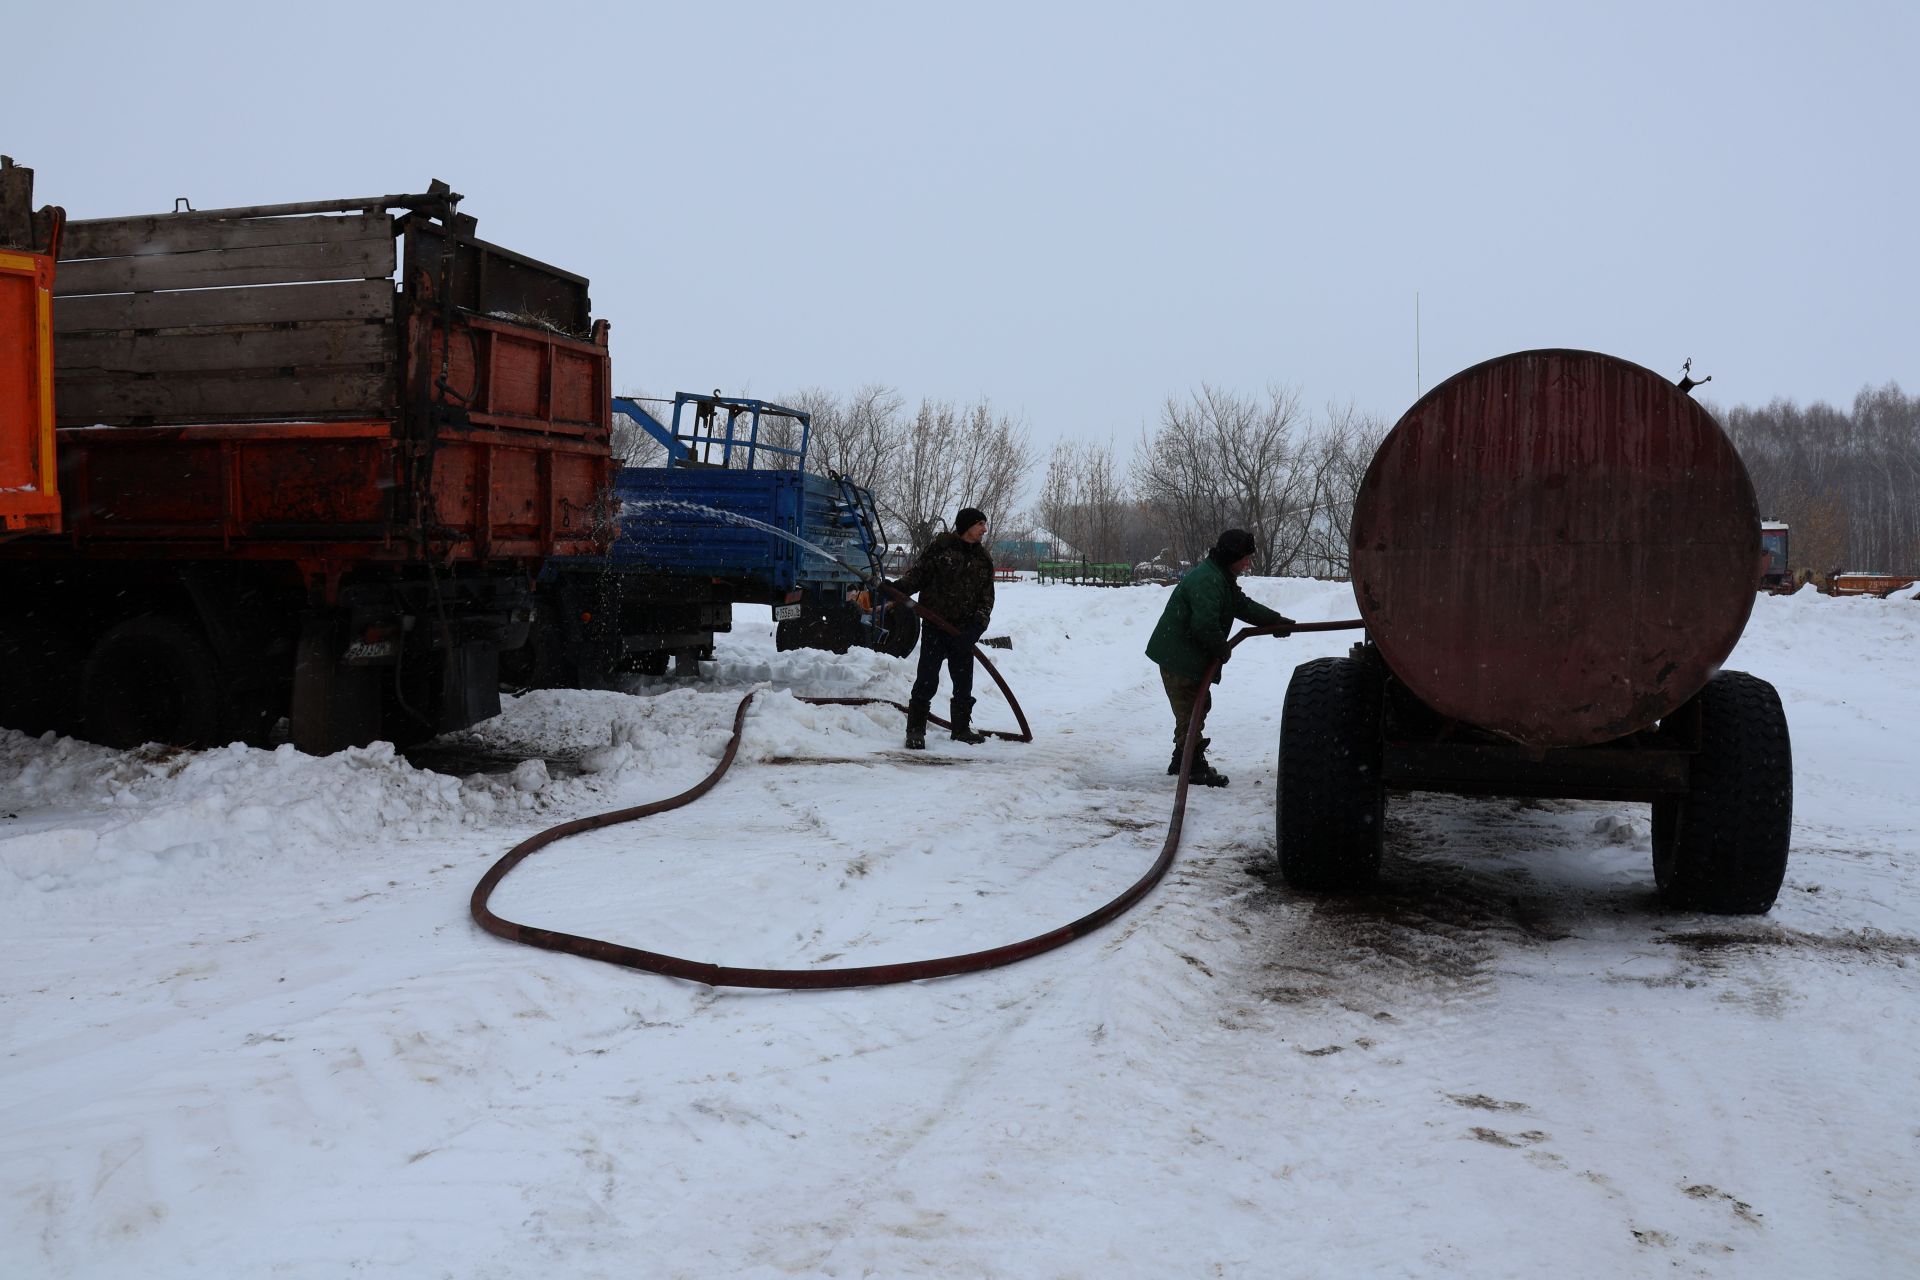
[1716,383,1920,574]
[616,384,1387,574]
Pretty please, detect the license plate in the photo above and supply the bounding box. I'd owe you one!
[341,639,398,664]
[773,603,804,621]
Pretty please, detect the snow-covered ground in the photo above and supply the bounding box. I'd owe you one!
[3,580,1917,1279]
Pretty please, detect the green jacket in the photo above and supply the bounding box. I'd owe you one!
[1144,557,1287,682]
[894,532,995,632]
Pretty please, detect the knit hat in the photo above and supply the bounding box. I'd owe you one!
[954,507,988,536]
[1208,528,1257,564]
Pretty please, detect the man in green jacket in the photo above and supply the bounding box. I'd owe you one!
[1143,528,1293,787]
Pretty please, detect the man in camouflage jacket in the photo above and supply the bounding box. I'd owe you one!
[1143,528,1292,787]
[891,506,996,748]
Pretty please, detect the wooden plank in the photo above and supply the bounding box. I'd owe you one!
[55,369,396,425]
[57,421,392,442]
[56,321,392,377]
[53,280,394,332]
[60,212,392,262]
[53,234,396,297]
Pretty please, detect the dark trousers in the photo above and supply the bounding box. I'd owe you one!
[910,626,979,708]
[1161,669,1211,749]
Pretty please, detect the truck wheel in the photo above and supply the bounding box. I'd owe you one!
[80,615,231,749]
[824,603,864,655]
[776,614,840,654]
[1652,670,1792,914]
[290,618,382,754]
[501,620,572,692]
[0,617,76,737]
[1277,656,1386,891]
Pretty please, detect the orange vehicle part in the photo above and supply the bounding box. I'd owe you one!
[1831,572,1920,598]
[0,239,61,536]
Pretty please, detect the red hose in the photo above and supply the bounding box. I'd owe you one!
[470,617,1363,988]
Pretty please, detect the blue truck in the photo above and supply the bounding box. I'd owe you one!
[503,393,917,688]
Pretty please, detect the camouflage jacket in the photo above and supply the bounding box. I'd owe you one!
[894,533,995,633]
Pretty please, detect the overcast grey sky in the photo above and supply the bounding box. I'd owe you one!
[7,0,1914,450]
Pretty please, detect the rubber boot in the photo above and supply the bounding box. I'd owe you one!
[1188,736,1229,787]
[949,695,987,744]
[905,701,929,750]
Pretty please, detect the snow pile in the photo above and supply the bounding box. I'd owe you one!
[0,684,750,910]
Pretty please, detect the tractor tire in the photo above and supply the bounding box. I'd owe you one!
[1652,670,1792,914]
[80,614,232,749]
[1277,656,1386,891]
[774,618,807,653]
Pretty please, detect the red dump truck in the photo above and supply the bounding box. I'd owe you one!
[1278,349,1792,914]
[0,170,612,753]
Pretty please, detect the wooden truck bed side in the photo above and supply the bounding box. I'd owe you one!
[38,199,611,563]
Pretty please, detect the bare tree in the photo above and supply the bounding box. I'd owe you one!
[1722,383,1920,576]
[781,383,906,490]
[884,397,1032,552]
[1038,438,1129,561]
[1132,384,1314,573]
[1296,404,1389,578]
[948,400,1033,536]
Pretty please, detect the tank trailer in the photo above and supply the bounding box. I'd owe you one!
[1277,349,1792,914]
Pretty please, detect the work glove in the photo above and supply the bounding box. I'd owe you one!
[1270,615,1297,637]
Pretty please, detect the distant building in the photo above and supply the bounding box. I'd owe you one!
[991,526,1080,570]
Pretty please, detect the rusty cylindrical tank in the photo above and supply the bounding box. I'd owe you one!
[1349,349,1762,749]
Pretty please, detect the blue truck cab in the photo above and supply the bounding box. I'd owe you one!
[506,393,916,687]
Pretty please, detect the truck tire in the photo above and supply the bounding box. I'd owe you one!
[0,617,75,737]
[1277,656,1386,891]
[1652,670,1792,913]
[290,618,382,754]
[825,605,863,655]
[501,618,572,692]
[80,615,231,749]
[776,614,841,654]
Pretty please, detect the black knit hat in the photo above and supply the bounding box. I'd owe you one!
[1208,528,1257,564]
[954,507,987,535]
